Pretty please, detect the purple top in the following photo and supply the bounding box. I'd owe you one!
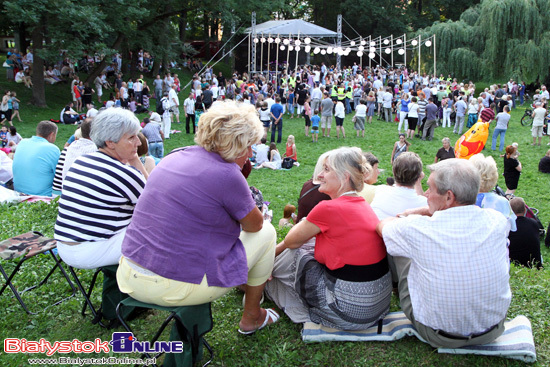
[121,146,256,287]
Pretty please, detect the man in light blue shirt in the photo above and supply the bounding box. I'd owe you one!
[13,121,60,196]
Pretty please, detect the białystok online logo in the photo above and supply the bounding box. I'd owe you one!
[4,333,184,355]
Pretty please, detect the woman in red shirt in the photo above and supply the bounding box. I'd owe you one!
[284,134,297,161]
[274,147,391,330]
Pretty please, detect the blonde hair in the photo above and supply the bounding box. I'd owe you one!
[469,153,498,193]
[287,135,295,144]
[322,147,371,193]
[195,100,264,162]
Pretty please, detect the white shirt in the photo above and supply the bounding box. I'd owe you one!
[184,98,195,115]
[86,108,98,118]
[265,98,275,110]
[371,185,427,220]
[311,87,322,100]
[211,85,219,99]
[133,81,143,93]
[383,92,393,108]
[168,88,179,107]
[532,107,546,126]
[382,205,511,336]
[373,79,383,91]
[334,101,345,118]
[541,90,549,100]
[255,144,269,165]
[355,104,367,117]
[0,150,13,183]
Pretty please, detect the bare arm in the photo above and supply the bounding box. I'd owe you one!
[516,160,522,172]
[390,143,397,164]
[276,219,321,256]
[239,207,264,233]
[127,154,149,180]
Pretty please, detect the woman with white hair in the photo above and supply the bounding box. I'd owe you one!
[469,153,516,231]
[55,108,148,268]
[274,147,392,330]
[117,101,278,335]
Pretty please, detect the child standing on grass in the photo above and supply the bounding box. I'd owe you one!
[0,126,7,148]
[287,88,295,118]
[11,92,21,122]
[311,109,320,142]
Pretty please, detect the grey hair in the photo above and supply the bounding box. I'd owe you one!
[323,147,371,193]
[90,108,140,148]
[441,137,451,144]
[427,158,480,205]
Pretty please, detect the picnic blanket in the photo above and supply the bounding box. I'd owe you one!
[302,311,536,363]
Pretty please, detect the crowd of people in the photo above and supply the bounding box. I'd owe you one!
[1,50,548,359]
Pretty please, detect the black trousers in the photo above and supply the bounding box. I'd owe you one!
[185,113,196,134]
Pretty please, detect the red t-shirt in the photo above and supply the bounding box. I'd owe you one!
[307,196,386,270]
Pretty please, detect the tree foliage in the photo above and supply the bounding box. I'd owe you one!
[412,0,550,82]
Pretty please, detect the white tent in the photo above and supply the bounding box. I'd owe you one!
[246,19,337,38]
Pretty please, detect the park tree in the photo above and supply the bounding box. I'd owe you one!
[411,0,550,83]
[4,0,111,107]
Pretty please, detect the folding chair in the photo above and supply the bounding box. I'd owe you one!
[0,231,76,314]
[116,297,214,367]
[68,266,106,327]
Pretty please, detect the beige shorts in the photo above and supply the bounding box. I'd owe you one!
[532,125,543,137]
[321,116,332,129]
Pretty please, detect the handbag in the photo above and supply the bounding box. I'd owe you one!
[2,61,9,68]
[282,157,294,169]
[450,111,457,120]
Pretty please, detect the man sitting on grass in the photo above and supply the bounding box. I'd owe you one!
[377,158,511,348]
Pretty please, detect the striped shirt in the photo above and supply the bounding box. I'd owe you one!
[480,107,495,123]
[417,99,427,116]
[54,151,146,243]
[52,148,68,192]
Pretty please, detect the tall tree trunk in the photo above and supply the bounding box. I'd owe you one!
[179,10,188,42]
[152,58,161,76]
[85,34,125,85]
[15,23,29,54]
[130,48,139,76]
[121,41,129,75]
[30,23,47,107]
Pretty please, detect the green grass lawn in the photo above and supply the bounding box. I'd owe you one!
[1,71,549,366]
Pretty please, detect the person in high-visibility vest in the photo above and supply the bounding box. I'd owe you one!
[345,87,353,113]
[337,84,345,101]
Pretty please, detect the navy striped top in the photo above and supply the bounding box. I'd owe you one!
[54,151,146,243]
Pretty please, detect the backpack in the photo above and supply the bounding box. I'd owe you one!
[156,98,166,115]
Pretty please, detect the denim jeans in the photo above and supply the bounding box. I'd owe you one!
[271,120,283,143]
[491,128,507,151]
[148,142,164,159]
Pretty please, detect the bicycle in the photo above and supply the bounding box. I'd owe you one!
[521,107,533,126]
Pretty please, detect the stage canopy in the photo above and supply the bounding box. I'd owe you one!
[246,19,337,38]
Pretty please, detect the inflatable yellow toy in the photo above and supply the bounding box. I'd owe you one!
[454,121,490,159]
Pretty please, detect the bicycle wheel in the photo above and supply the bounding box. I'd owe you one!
[521,114,533,126]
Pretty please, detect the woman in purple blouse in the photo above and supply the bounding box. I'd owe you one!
[117,101,279,334]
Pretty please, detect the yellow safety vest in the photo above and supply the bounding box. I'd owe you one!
[289,77,296,88]
[345,91,352,99]
[331,86,338,97]
[337,87,345,100]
